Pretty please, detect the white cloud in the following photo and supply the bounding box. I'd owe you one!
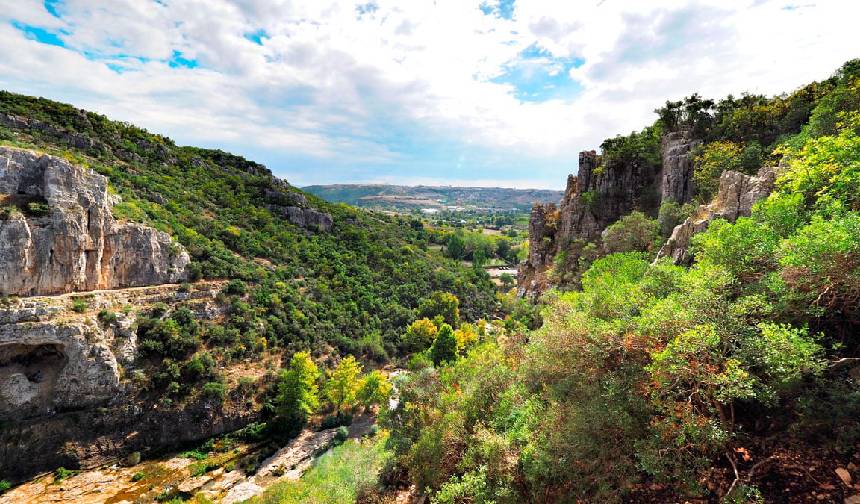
[0,0,857,188]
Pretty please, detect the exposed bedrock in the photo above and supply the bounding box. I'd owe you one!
[657,166,778,264]
[0,147,189,296]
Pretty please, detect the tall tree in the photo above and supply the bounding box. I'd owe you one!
[324,355,363,414]
[276,351,320,436]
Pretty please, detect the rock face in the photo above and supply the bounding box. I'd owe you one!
[519,130,732,295]
[0,147,189,296]
[264,188,334,232]
[0,281,225,422]
[660,131,701,204]
[519,143,668,295]
[657,166,777,264]
[0,281,237,482]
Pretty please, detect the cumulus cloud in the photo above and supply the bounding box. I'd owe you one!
[0,0,857,188]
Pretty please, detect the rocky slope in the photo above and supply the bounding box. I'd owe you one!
[0,281,245,481]
[657,165,778,264]
[518,130,769,295]
[0,147,189,296]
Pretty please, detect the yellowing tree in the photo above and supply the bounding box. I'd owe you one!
[276,351,320,435]
[358,369,393,409]
[403,318,438,352]
[324,355,363,414]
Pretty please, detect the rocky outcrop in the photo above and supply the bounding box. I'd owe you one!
[264,188,333,232]
[0,147,190,296]
[0,281,225,422]
[657,166,778,264]
[519,144,666,295]
[0,281,232,481]
[660,131,701,204]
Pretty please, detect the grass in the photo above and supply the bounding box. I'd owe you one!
[247,432,391,504]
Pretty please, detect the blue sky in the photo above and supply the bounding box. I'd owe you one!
[0,0,857,189]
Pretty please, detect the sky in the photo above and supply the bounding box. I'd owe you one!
[0,1,857,189]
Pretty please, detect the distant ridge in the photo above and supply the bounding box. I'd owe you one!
[303,183,564,211]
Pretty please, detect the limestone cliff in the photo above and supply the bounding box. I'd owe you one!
[518,131,701,295]
[0,281,244,482]
[0,147,190,296]
[656,166,777,264]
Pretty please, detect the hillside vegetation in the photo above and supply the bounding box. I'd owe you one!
[0,91,497,388]
[375,60,860,503]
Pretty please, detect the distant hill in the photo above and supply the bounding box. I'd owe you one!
[302,184,564,212]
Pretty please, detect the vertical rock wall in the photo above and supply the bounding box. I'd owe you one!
[0,147,189,296]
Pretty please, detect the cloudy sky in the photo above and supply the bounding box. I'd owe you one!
[0,0,857,188]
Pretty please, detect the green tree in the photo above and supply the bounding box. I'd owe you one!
[324,355,363,414]
[447,232,466,260]
[357,369,393,409]
[601,211,660,255]
[276,351,321,436]
[430,323,458,366]
[419,292,460,328]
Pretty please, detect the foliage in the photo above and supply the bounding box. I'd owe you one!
[0,480,9,494]
[430,324,458,366]
[418,292,461,328]
[0,91,497,369]
[658,199,696,238]
[358,370,393,409]
[402,318,438,353]
[601,210,660,255]
[276,351,321,436]
[248,434,390,504]
[324,356,363,414]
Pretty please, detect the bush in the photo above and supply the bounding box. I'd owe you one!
[0,480,9,494]
[24,200,51,217]
[97,309,118,325]
[70,298,89,313]
[202,381,226,402]
[601,211,660,255]
[334,426,349,445]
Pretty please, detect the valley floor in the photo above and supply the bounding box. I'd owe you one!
[0,414,380,504]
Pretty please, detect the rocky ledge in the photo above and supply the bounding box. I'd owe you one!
[0,147,190,296]
[656,166,778,264]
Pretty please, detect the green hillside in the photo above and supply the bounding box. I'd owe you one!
[0,91,497,359]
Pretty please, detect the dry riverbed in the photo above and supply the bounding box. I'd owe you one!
[1,414,377,504]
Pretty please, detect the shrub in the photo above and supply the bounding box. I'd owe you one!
[54,467,79,483]
[334,426,349,445]
[601,211,660,255]
[202,381,226,402]
[97,309,118,325]
[430,323,458,366]
[223,279,247,296]
[22,200,50,217]
[0,480,9,494]
[70,298,89,313]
